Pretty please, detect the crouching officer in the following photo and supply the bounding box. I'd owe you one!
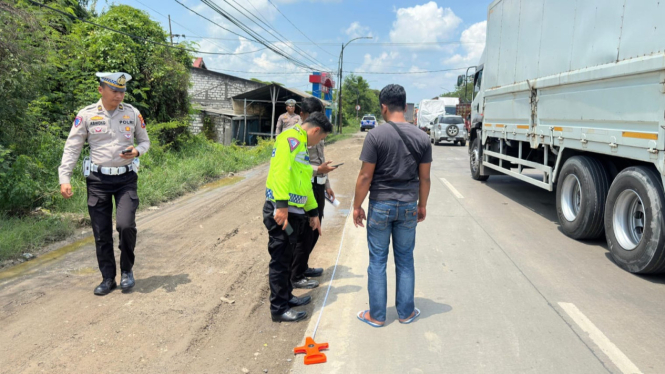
[264,112,333,322]
[59,72,150,296]
[275,99,301,135]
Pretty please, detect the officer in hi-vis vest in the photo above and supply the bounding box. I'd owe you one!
[58,72,150,296]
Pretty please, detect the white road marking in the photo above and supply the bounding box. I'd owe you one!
[440,178,464,199]
[559,302,642,374]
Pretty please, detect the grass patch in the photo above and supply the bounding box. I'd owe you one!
[327,125,359,145]
[0,135,274,263]
[0,214,76,261]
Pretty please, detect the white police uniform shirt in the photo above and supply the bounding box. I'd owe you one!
[58,99,150,184]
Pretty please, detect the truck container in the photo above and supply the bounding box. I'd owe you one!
[467,0,665,274]
[417,98,459,132]
[406,103,415,123]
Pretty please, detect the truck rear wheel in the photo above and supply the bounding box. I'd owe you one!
[470,137,489,181]
[556,156,609,239]
[605,166,665,274]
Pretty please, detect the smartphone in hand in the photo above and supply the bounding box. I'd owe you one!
[121,149,133,155]
[331,163,344,168]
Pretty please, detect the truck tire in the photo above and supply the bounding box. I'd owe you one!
[556,156,609,239]
[460,140,466,147]
[470,137,489,181]
[605,166,665,274]
[360,128,365,132]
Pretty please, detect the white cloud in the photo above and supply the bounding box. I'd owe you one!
[344,22,373,39]
[389,2,462,47]
[444,21,486,65]
[354,51,404,73]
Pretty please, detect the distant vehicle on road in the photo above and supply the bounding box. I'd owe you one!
[430,115,466,146]
[417,98,459,134]
[360,115,377,132]
[468,0,665,274]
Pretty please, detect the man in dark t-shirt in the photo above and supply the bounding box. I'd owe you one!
[353,84,432,328]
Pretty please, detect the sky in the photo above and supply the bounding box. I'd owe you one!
[96,0,490,103]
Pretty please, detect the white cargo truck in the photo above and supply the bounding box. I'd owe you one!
[418,98,459,132]
[467,0,665,274]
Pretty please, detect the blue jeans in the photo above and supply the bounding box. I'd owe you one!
[366,200,418,322]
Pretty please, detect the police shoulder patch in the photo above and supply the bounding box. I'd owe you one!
[139,114,146,128]
[271,148,276,158]
[287,137,300,152]
[73,116,83,128]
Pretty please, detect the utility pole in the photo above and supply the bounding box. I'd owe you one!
[168,15,174,46]
[337,36,372,134]
[337,44,344,134]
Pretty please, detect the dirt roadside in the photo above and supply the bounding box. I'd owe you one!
[0,133,365,374]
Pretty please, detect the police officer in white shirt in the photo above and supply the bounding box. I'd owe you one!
[58,72,150,295]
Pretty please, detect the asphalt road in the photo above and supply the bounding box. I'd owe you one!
[294,141,665,374]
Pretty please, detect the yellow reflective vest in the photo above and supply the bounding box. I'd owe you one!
[265,125,318,216]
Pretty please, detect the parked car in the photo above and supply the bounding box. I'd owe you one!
[360,115,377,132]
[430,115,466,146]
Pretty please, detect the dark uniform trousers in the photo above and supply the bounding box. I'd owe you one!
[262,201,306,315]
[87,171,140,279]
[291,183,326,282]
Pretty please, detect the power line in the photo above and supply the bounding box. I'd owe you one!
[174,0,250,40]
[245,0,272,25]
[182,36,482,46]
[266,0,337,58]
[29,0,261,56]
[222,0,330,71]
[353,67,468,74]
[206,66,470,75]
[179,0,313,71]
[198,0,319,71]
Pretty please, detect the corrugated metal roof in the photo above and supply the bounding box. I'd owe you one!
[231,84,331,107]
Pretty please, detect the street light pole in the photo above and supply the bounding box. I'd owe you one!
[337,36,372,134]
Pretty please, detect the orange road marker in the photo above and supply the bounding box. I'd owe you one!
[294,337,329,365]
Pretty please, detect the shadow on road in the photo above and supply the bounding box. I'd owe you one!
[384,297,452,325]
[300,284,363,309]
[323,265,364,281]
[600,253,665,284]
[129,273,191,294]
[484,175,559,224]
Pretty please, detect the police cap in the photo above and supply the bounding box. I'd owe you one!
[96,72,132,92]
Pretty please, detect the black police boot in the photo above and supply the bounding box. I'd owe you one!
[293,278,319,289]
[304,267,324,277]
[120,271,135,290]
[94,278,117,296]
[288,295,312,307]
[271,309,307,323]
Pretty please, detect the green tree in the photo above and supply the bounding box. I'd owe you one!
[341,74,379,126]
[440,80,475,103]
[0,1,193,214]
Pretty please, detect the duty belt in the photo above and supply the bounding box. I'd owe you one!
[91,163,135,176]
[312,175,328,185]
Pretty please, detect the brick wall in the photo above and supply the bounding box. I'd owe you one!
[190,112,234,145]
[189,68,264,110]
[189,68,264,145]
